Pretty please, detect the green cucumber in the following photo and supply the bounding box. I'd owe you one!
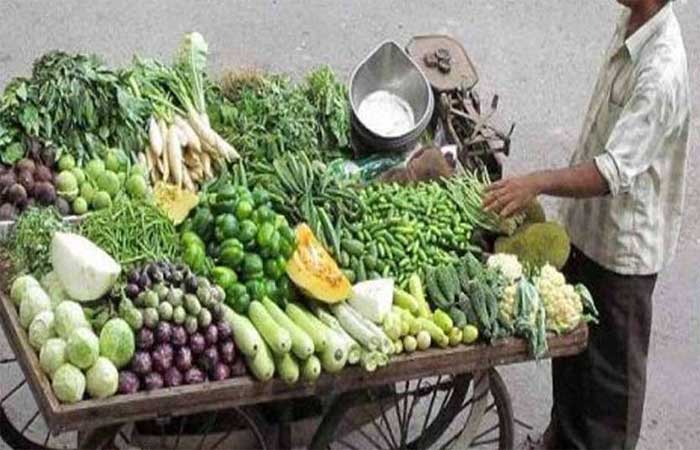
[222,305,263,358]
[342,238,365,257]
[274,352,300,385]
[261,297,314,359]
[286,303,328,352]
[245,340,275,381]
[393,288,419,315]
[417,318,449,348]
[301,355,321,382]
[248,301,292,355]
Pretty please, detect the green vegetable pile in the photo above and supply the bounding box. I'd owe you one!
[208,66,350,166]
[80,196,179,266]
[338,175,501,286]
[9,207,68,276]
[0,52,151,162]
[424,254,508,342]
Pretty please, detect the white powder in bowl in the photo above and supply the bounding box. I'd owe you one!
[357,90,415,137]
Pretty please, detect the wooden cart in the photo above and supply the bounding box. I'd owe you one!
[0,277,588,450]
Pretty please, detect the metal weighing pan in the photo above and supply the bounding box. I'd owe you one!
[349,40,434,154]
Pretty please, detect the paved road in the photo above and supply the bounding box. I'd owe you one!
[1,1,698,448]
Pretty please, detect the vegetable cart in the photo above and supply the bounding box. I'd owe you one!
[0,258,587,450]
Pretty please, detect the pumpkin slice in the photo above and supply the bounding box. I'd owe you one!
[286,224,351,303]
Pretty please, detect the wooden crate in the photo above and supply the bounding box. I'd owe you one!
[0,281,588,434]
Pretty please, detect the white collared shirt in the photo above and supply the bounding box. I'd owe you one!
[560,2,691,275]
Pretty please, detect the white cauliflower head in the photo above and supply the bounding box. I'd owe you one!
[487,253,523,284]
[535,264,583,333]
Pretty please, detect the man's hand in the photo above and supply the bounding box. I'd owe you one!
[483,173,544,218]
[483,163,609,218]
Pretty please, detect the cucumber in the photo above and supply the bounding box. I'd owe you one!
[408,273,431,318]
[301,355,321,382]
[286,303,328,352]
[222,305,263,358]
[320,330,347,374]
[433,309,454,333]
[248,301,292,355]
[274,352,300,385]
[262,297,314,359]
[246,341,275,381]
[393,288,419,315]
[342,238,365,257]
[331,303,382,351]
[417,317,449,348]
[448,306,467,329]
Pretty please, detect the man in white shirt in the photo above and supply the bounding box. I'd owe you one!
[484,0,690,448]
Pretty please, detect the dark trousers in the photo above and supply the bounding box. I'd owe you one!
[547,247,657,450]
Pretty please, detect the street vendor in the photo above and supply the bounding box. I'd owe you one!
[483,0,690,449]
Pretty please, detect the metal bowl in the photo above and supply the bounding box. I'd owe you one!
[349,40,434,153]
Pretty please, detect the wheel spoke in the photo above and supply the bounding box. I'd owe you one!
[20,410,39,435]
[359,400,396,450]
[515,417,533,430]
[174,416,187,449]
[370,391,399,450]
[471,436,501,447]
[0,357,17,364]
[470,421,500,444]
[42,430,51,447]
[337,436,371,450]
[1,379,26,403]
[344,413,386,450]
[421,375,442,435]
[197,412,217,450]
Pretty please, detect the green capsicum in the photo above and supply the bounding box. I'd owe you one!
[211,266,238,291]
[190,207,215,242]
[215,214,239,241]
[218,239,245,269]
[243,254,264,278]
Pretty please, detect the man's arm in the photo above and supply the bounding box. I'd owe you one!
[485,70,674,218]
[483,162,609,218]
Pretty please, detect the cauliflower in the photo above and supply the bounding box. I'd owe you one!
[487,253,523,284]
[499,283,518,328]
[535,264,583,333]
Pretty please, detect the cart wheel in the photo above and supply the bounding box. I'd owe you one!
[0,353,87,449]
[0,349,269,449]
[309,368,514,450]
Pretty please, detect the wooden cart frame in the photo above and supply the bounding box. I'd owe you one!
[0,282,587,450]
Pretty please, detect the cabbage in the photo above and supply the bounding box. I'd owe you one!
[54,301,90,338]
[29,310,55,351]
[52,364,85,404]
[50,232,121,302]
[99,318,135,369]
[10,275,40,306]
[19,286,51,329]
[86,357,118,399]
[40,271,71,308]
[66,328,99,369]
[40,338,67,378]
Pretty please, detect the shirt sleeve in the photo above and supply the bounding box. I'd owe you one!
[594,75,673,196]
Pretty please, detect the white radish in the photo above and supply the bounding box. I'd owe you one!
[167,125,183,188]
[158,119,169,150]
[174,115,201,153]
[161,150,170,183]
[148,117,163,157]
[201,152,213,179]
[182,166,196,192]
